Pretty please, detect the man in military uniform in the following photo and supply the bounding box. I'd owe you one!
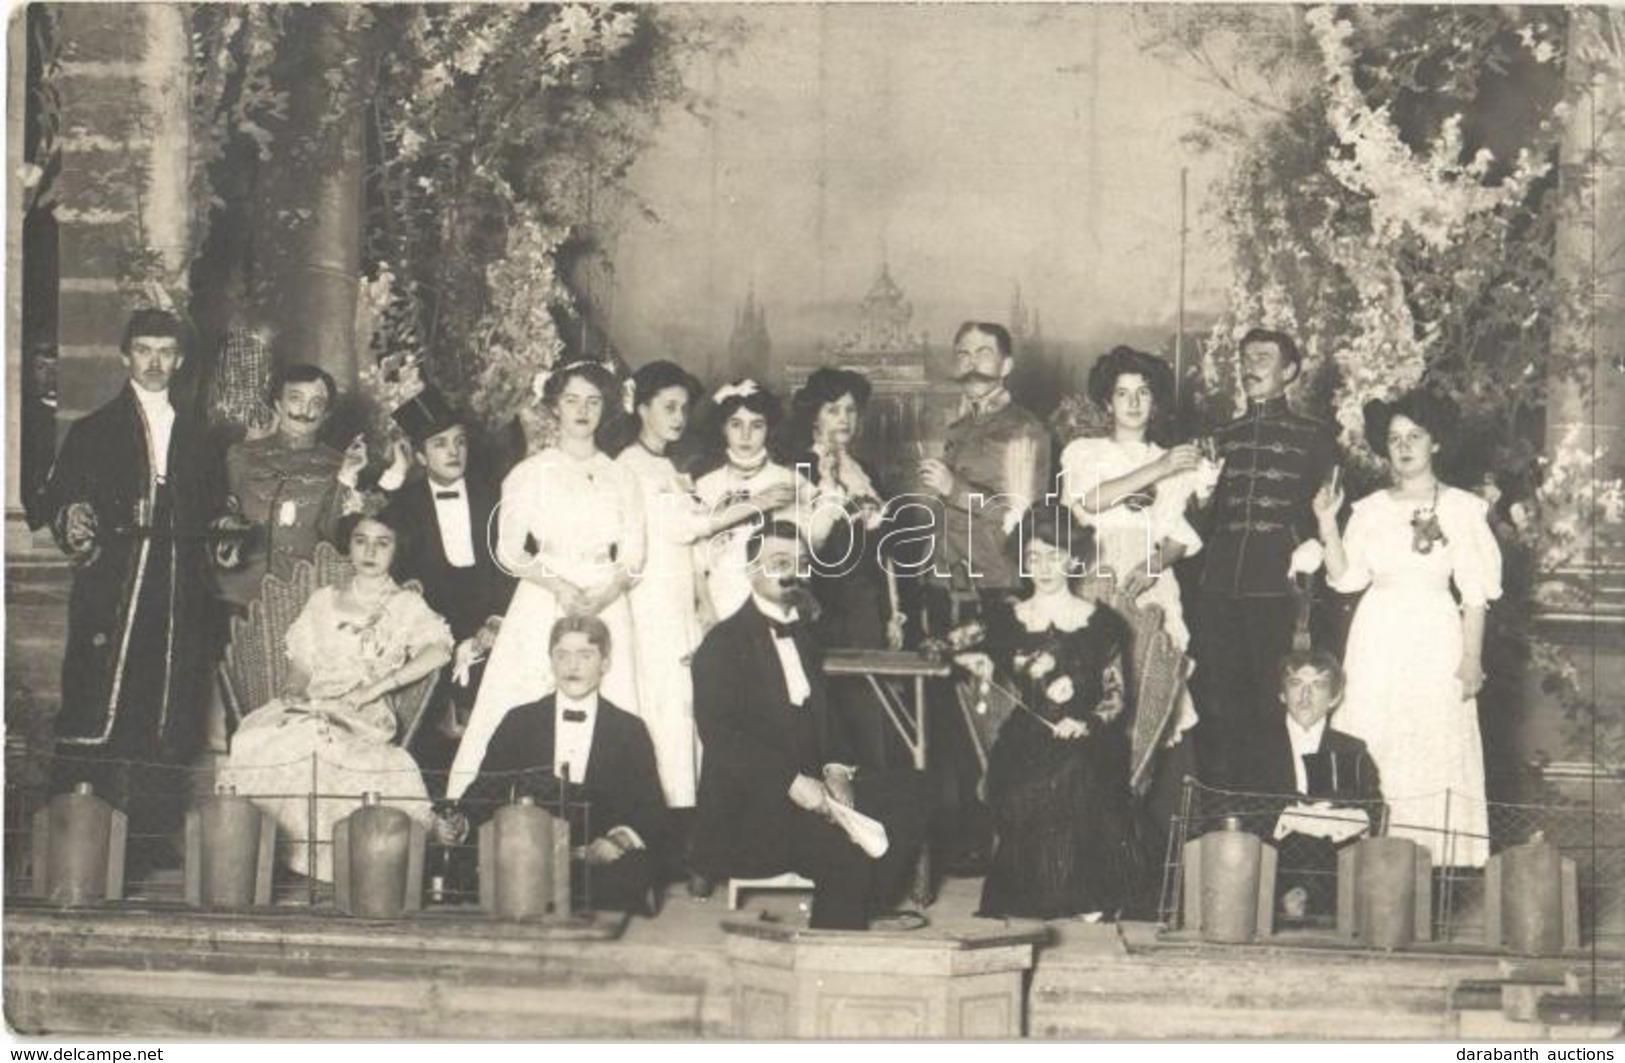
[914,321,1052,872]
[214,363,367,610]
[31,310,228,860]
[1194,328,1337,790]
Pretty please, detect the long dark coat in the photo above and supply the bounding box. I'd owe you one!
[31,385,225,758]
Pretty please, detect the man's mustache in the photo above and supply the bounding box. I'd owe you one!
[952,370,1001,385]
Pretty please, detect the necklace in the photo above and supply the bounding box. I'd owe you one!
[1409,483,1448,554]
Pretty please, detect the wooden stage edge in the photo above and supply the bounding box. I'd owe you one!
[4,890,1621,1040]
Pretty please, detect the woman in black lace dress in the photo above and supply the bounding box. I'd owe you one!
[955,503,1135,920]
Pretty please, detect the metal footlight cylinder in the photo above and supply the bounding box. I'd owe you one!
[184,785,275,909]
[333,792,425,918]
[1485,832,1579,956]
[479,794,572,920]
[1182,816,1278,943]
[1337,836,1432,949]
[30,782,127,907]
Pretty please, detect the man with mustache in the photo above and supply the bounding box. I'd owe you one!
[689,521,930,929]
[915,321,1051,873]
[214,363,371,610]
[30,309,229,872]
[1193,328,1336,791]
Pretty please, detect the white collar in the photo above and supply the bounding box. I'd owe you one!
[130,384,172,410]
[1014,591,1095,633]
[430,478,466,495]
[752,593,800,626]
[1284,714,1327,748]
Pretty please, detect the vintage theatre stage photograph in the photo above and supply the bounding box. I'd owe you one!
[2,1,1622,1042]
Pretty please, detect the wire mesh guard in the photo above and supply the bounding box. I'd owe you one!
[5,754,598,917]
[1157,776,1625,947]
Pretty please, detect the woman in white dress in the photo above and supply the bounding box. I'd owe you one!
[1060,347,1215,749]
[692,380,835,623]
[1314,390,1501,868]
[616,361,781,812]
[446,361,645,800]
[221,510,451,881]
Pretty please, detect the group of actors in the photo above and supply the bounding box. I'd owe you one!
[32,307,1504,929]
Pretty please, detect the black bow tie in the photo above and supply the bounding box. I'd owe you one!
[561,708,588,723]
[435,490,462,500]
[767,619,801,639]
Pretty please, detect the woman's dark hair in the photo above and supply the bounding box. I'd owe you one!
[334,508,412,581]
[709,380,782,447]
[1086,345,1175,441]
[1006,501,1096,579]
[631,360,701,411]
[787,367,872,453]
[1363,388,1460,460]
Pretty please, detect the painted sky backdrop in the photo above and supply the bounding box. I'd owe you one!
[604,4,1239,377]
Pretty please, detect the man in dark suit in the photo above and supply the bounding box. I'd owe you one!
[1246,649,1383,919]
[691,520,930,930]
[433,615,667,914]
[382,386,515,791]
[30,309,228,865]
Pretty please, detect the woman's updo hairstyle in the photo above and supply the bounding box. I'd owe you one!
[1006,500,1096,578]
[631,360,701,411]
[1085,345,1176,443]
[1362,388,1460,460]
[541,358,619,410]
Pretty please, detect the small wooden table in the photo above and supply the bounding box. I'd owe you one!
[823,649,952,773]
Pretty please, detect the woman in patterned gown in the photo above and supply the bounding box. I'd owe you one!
[222,510,452,881]
[954,504,1136,920]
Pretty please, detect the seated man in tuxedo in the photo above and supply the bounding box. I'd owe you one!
[433,615,667,915]
[690,520,930,931]
[382,385,515,794]
[1245,649,1383,920]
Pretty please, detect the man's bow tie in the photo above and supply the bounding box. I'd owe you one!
[767,619,801,639]
[435,490,462,500]
[561,708,588,723]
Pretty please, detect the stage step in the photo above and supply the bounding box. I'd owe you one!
[1445,959,1624,1040]
[4,904,731,1038]
[1028,925,1496,1039]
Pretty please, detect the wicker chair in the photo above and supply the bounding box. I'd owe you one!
[1077,575,1187,795]
[219,541,438,748]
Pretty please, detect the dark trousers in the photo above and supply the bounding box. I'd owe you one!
[919,585,1009,869]
[1192,593,1298,791]
[770,770,933,930]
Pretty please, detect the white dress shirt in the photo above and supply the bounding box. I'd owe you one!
[1285,715,1328,795]
[133,385,175,481]
[429,477,476,568]
[553,693,598,784]
[752,593,811,707]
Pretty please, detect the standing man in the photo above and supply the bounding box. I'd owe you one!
[915,321,1051,872]
[214,363,368,610]
[690,522,929,929]
[31,309,228,863]
[1194,328,1336,789]
[381,385,515,790]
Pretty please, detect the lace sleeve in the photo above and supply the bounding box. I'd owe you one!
[393,590,454,659]
[284,588,326,672]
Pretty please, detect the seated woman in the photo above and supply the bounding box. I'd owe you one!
[221,509,452,881]
[954,503,1137,921]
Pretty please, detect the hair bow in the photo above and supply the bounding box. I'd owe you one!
[713,379,760,403]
